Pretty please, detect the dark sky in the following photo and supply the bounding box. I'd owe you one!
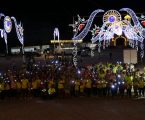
[0,0,145,47]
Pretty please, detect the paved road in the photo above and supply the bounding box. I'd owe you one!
[0,97,145,120]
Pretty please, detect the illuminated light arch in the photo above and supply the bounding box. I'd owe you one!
[70,8,145,67]
[53,28,61,49]
[0,13,24,54]
[72,9,104,40]
[11,16,24,54]
[71,9,104,68]
[53,28,59,40]
[0,14,11,53]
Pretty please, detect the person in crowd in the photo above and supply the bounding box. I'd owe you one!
[133,76,139,97]
[21,76,29,100]
[138,75,145,97]
[74,79,80,97]
[58,77,65,98]
[85,76,92,97]
[0,80,4,100]
[125,73,132,98]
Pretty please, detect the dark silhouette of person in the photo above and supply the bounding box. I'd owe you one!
[109,52,112,59]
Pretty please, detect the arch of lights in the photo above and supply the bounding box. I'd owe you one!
[71,8,145,67]
[53,28,61,49]
[0,13,24,54]
[53,28,59,40]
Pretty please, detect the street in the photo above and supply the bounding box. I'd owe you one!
[0,97,145,120]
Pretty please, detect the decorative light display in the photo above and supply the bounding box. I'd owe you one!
[124,14,131,21]
[71,8,145,67]
[141,20,145,27]
[11,17,24,46]
[4,16,12,33]
[72,9,104,40]
[139,14,145,27]
[0,13,8,53]
[90,44,97,57]
[139,14,145,20]
[53,28,59,40]
[0,13,24,54]
[71,9,104,67]
[103,10,122,26]
[11,16,24,55]
[72,45,78,67]
[53,28,61,49]
[51,39,82,43]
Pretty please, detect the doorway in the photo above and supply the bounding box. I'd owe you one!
[113,36,127,47]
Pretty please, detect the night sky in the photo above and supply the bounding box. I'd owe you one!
[0,0,145,48]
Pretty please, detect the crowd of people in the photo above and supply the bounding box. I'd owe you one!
[0,56,145,101]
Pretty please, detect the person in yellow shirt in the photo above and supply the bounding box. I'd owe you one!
[16,79,22,98]
[36,76,41,97]
[31,78,38,97]
[125,74,132,97]
[48,79,54,89]
[48,84,56,100]
[138,77,144,97]
[74,79,80,97]
[0,80,4,100]
[92,79,97,96]
[80,80,85,96]
[85,77,92,97]
[21,78,29,99]
[58,79,65,98]
[10,78,17,98]
[133,76,139,97]
[4,80,11,99]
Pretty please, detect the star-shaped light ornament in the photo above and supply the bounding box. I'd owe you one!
[71,15,86,33]
[77,15,85,22]
[91,25,100,36]
[141,14,145,19]
[139,14,145,27]
[138,14,145,21]
[78,23,85,31]
[141,20,145,27]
